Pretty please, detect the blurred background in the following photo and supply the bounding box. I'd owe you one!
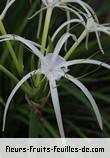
[0,0,110,138]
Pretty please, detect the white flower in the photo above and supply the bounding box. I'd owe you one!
[29,0,97,22]
[52,16,110,57]
[85,17,110,54]
[1,33,110,137]
[41,0,94,16]
[0,0,15,20]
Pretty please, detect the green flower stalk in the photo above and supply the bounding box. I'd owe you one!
[0,64,31,96]
[64,30,87,59]
[0,0,23,74]
[40,6,53,54]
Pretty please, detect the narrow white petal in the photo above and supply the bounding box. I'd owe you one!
[28,6,48,20]
[59,59,110,70]
[6,0,10,5]
[52,19,83,41]
[49,78,65,137]
[65,74,102,129]
[0,34,45,62]
[98,27,110,35]
[53,33,72,55]
[85,33,89,50]
[0,34,13,39]
[12,35,45,60]
[83,2,99,23]
[29,41,44,49]
[1,0,15,20]
[95,31,104,54]
[59,5,84,21]
[0,37,12,42]
[61,0,91,17]
[52,33,73,63]
[2,69,40,131]
[0,35,43,50]
[101,23,110,26]
[66,10,71,33]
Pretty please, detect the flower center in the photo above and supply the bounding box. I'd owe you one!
[86,17,97,32]
[41,53,68,80]
[48,68,53,72]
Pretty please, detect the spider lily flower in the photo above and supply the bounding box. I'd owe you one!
[29,0,98,35]
[29,0,96,20]
[1,34,110,137]
[62,17,110,59]
[85,17,110,54]
[0,0,15,20]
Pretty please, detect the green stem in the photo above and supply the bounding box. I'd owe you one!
[0,19,23,74]
[41,118,59,137]
[40,7,53,54]
[0,64,31,96]
[64,30,87,60]
[37,7,53,85]
[0,64,18,83]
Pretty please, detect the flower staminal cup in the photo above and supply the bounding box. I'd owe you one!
[1,33,110,137]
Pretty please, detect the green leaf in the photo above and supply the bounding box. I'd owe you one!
[29,110,50,138]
